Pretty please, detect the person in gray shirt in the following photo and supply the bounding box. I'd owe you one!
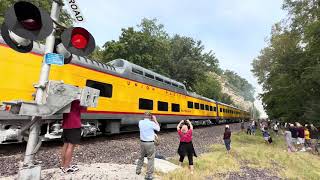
[136,112,160,180]
[284,126,296,152]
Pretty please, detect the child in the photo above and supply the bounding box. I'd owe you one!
[263,127,271,144]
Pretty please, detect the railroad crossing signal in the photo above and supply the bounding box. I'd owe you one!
[1,1,96,63]
[1,1,53,53]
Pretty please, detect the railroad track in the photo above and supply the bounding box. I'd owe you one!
[0,123,242,177]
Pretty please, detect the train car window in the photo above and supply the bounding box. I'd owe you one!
[158,101,168,111]
[132,68,143,75]
[86,80,113,98]
[200,104,204,110]
[145,73,155,79]
[214,107,217,111]
[172,83,178,87]
[209,106,213,111]
[223,109,225,112]
[172,103,180,112]
[187,101,193,108]
[195,103,200,109]
[205,105,209,111]
[155,76,164,82]
[220,108,222,112]
[164,80,171,85]
[139,98,153,110]
[178,85,184,89]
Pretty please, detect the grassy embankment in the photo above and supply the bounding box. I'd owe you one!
[163,131,320,180]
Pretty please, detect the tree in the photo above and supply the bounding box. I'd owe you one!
[252,0,320,125]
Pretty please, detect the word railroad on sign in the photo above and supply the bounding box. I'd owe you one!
[65,0,85,22]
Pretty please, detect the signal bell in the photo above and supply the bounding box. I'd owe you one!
[61,27,95,56]
[1,1,53,53]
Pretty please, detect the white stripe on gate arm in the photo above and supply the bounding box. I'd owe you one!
[64,0,85,23]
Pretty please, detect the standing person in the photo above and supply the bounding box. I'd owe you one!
[223,125,232,153]
[61,100,85,173]
[240,120,245,132]
[284,127,296,152]
[273,123,279,136]
[289,123,298,147]
[177,119,196,174]
[296,122,306,152]
[309,124,319,153]
[304,125,311,150]
[136,112,160,180]
[251,120,256,135]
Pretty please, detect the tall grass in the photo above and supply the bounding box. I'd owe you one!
[163,130,320,180]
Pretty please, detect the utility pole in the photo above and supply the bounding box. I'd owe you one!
[19,1,62,179]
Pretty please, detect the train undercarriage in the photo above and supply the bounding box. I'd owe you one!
[0,113,242,144]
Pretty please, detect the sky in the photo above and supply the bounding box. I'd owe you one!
[74,0,286,118]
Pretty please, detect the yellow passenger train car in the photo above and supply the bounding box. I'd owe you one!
[0,37,250,143]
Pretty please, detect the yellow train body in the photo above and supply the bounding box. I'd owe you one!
[0,43,250,124]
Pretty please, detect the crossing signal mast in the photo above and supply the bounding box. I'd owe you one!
[1,1,99,180]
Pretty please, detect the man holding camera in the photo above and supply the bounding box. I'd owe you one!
[136,112,160,180]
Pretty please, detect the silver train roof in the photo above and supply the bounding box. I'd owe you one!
[0,36,247,110]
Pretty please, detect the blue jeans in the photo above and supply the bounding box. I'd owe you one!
[224,139,231,151]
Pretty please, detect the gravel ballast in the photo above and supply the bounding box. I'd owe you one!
[0,123,242,177]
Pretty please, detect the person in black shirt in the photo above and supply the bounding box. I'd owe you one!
[223,125,232,153]
[289,123,298,146]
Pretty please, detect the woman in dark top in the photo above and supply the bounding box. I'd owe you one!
[177,119,197,174]
[223,125,232,153]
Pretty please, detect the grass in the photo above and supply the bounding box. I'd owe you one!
[162,130,320,180]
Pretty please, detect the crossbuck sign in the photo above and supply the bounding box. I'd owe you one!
[65,0,85,22]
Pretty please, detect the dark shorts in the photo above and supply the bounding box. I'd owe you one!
[61,128,81,144]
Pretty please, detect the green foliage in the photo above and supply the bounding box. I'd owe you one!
[252,0,320,125]
[0,0,73,27]
[165,132,320,179]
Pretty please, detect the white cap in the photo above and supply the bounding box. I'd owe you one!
[226,125,229,128]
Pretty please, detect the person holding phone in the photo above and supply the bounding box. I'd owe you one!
[136,112,160,180]
[177,119,196,174]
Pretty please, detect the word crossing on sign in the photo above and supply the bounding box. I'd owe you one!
[65,0,85,22]
[44,53,65,65]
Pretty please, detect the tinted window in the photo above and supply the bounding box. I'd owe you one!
[172,103,180,112]
[86,80,112,98]
[145,73,154,79]
[164,80,171,85]
[158,101,168,111]
[195,103,199,109]
[209,106,213,111]
[214,107,217,111]
[187,101,193,108]
[132,68,143,75]
[172,83,178,87]
[200,104,204,110]
[139,98,153,110]
[155,77,164,82]
[220,108,222,112]
[178,85,184,89]
[205,105,209,110]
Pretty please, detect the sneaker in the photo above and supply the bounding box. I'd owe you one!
[71,165,79,171]
[62,167,79,173]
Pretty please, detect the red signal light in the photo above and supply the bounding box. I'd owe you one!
[20,19,42,31]
[14,1,42,31]
[71,28,89,49]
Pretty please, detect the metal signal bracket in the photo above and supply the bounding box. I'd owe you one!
[2,80,100,117]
